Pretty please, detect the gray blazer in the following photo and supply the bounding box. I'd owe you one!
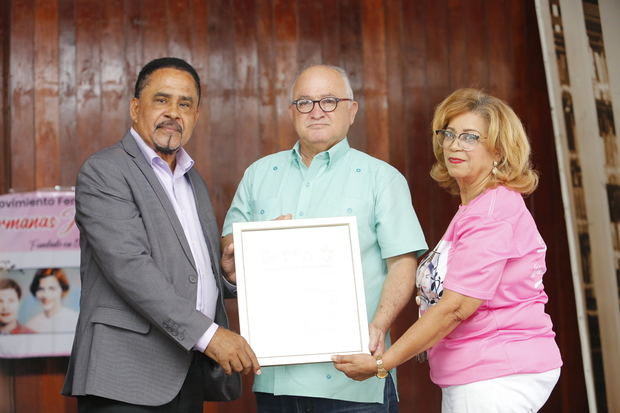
[63,132,233,405]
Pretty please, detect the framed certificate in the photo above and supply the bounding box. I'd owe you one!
[232,216,369,366]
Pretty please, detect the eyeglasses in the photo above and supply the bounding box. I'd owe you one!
[291,97,352,113]
[435,129,484,151]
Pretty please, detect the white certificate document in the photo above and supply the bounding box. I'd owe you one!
[232,216,369,366]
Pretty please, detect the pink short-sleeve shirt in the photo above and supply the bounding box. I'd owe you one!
[416,186,562,387]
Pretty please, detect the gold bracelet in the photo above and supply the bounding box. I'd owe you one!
[375,356,388,379]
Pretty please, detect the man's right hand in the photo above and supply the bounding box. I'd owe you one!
[204,327,261,376]
[221,214,293,284]
[220,235,236,284]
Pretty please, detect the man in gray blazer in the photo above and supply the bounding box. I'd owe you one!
[63,57,259,413]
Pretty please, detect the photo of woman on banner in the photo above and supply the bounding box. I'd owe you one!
[0,278,34,335]
[26,268,78,333]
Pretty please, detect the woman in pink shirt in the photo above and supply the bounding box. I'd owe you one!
[333,88,562,412]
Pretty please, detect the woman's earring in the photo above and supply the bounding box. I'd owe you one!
[492,161,499,176]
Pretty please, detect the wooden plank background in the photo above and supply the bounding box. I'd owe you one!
[0,0,588,412]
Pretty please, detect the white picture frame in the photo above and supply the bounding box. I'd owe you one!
[232,216,369,366]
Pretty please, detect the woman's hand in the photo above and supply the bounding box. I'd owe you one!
[332,354,378,381]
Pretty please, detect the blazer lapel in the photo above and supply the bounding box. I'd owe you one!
[187,169,221,284]
[121,132,197,271]
[187,168,230,326]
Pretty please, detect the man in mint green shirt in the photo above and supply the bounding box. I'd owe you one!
[221,65,427,412]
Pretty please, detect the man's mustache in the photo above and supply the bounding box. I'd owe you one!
[156,121,182,133]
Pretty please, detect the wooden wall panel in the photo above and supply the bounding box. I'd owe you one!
[339,0,365,150]
[100,0,128,149]
[401,0,432,241]
[33,0,60,188]
[396,0,443,404]
[9,0,35,192]
[123,0,142,97]
[447,0,468,88]
[272,0,297,152]
[319,0,340,65]
[187,0,210,185]
[385,0,405,173]
[297,1,323,69]
[167,0,193,63]
[0,1,589,412]
[465,0,488,89]
[142,0,167,64]
[58,0,78,187]
[361,0,389,161]
[486,0,512,100]
[206,0,236,224]
[232,0,259,183]
[424,0,455,247]
[0,0,8,193]
[0,2,10,394]
[75,0,102,168]
[255,0,279,158]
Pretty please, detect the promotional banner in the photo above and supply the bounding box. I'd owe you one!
[0,190,80,358]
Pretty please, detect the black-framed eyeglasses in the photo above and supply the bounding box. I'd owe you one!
[291,97,353,113]
[435,129,484,151]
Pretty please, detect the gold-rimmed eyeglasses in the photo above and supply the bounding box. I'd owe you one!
[435,129,484,151]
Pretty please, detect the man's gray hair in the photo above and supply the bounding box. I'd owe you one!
[289,65,354,101]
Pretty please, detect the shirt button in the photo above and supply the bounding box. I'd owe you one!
[326,374,332,379]
[355,168,361,172]
[260,209,265,215]
[273,166,278,171]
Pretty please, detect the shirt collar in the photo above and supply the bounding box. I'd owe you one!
[130,128,194,174]
[291,137,350,165]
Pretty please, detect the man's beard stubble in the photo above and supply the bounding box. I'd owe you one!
[154,120,183,155]
[154,137,179,155]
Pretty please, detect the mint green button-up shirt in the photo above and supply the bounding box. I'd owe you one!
[223,138,427,403]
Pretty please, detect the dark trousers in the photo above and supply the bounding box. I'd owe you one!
[255,374,398,413]
[77,353,203,413]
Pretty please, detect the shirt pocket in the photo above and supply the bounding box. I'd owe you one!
[326,196,373,229]
[252,198,282,221]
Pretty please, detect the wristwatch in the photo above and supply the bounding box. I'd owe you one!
[375,356,388,379]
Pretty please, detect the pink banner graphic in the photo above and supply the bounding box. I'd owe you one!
[0,191,79,269]
[1,191,80,358]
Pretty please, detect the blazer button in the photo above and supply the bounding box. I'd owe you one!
[189,275,197,283]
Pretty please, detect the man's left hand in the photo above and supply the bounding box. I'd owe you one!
[368,323,386,356]
[332,354,377,381]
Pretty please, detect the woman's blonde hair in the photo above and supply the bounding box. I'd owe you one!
[430,88,538,195]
